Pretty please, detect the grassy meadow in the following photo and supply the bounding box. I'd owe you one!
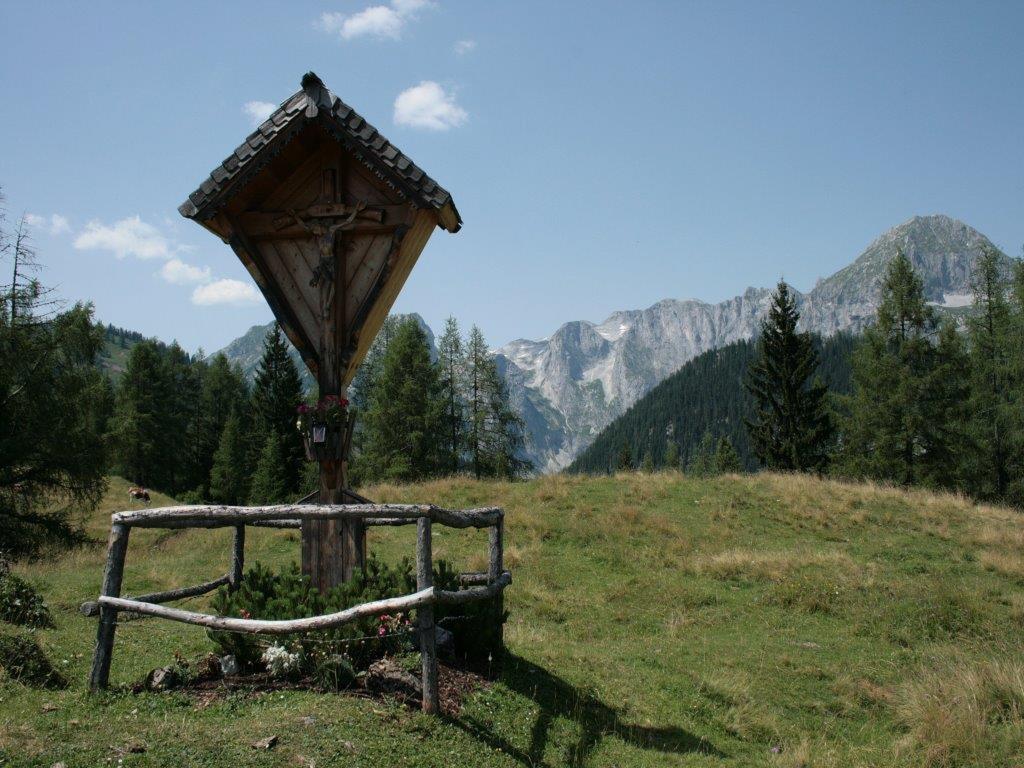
[2,473,1024,767]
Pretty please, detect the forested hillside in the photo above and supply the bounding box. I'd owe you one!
[568,332,858,473]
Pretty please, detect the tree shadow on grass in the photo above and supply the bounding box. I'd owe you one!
[452,653,725,767]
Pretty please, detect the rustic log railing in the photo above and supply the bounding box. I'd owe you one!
[86,503,509,714]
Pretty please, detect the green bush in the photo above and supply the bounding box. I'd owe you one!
[0,632,67,689]
[209,557,508,683]
[0,559,53,628]
[209,556,418,678]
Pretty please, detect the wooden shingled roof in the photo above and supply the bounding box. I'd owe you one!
[179,72,461,233]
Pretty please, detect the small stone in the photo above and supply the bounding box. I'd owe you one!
[51,763,66,768]
[435,626,454,655]
[365,658,422,703]
[220,654,239,677]
[300,715,316,726]
[145,666,179,691]
[126,742,146,754]
[41,702,57,713]
[252,735,279,750]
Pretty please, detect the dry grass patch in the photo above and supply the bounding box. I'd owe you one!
[979,550,1024,581]
[688,548,858,583]
[894,657,1024,767]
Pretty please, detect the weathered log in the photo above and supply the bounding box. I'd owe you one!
[110,503,502,529]
[458,571,489,586]
[434,572,512,604]
[230,525,245,590]
[88,524,130,691]
[80,574,231,617]
[97,587,435,634]
[416,516,439,714]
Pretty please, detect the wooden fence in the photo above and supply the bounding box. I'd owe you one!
[85,502,509,713]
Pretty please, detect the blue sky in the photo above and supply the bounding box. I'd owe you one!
[1,1,1022,354]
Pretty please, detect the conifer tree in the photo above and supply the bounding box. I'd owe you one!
[248,431,290,504]
[745,280,832,472]
[209,413,249,504]
[192,354,249,498]
[964,246,1015,500]
[714,436,742,473]
[436,316,466,474]
[108,341,168,487]
[616,440,633,472]
[641,452,654,473]
[664,440,681,470]
[464,326,529,479]
[360,318,442,481]
[250,324,305,495]
[687,431,717,476]
[838,253,965,487]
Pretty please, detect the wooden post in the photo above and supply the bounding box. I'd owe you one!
[88,523,130,691]
[230,524,245,591]
[416,516,439,714]
[488,516,505,666]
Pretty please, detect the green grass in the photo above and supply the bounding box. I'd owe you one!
[3,473,1024,767]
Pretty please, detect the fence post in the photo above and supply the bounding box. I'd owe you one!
[230,524,245,591]
[488,514,505,666]
[416,515,439,714]
[88,523,130,691]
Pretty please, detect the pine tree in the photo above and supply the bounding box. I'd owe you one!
[641,452,655,473]
[248,432,290,504]
[192,354,249,498]
[664,441,681,470]
[838,253,965,488]
[745,280,833,472]
[465,325,489,479]
[687,431,717,476]
[463,326,529,479]
[250,324,305,495]
[714,436,742,473]
[209,413,249,504]
[616,440,633,472]
[360,318,442,482]
[436,316,465,474]
[964,246,1015,500]
[108,341,168,487]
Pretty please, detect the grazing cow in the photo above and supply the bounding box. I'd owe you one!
[128,486,151,505]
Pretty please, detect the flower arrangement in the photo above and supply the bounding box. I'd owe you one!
[261,643,301,677]
[296,395,349,432]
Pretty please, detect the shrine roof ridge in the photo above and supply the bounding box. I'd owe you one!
[178,72,461,232]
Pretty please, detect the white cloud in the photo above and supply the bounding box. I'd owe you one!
[317,0,432,41]
[73,216,171,260]
[394,81,467,130]
[192,279,262,307]
[159,258,212,285]
[453,39,476,55]
[49,214,70,235]
[24,213,70,235]
[243,100,276,127]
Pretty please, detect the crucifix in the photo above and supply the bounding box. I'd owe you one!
[180,71,461,591]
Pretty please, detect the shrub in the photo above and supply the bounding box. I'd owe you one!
[208,557,418,678]
[0,632,67,689]
[208,556,508,683]
[0,559,53,628]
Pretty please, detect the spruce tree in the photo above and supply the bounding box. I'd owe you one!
[616,440,633,472]
[687,431,717,476]
[250,324,305,495]
[463,325,529,479]
[436,316,466,474]
[360,318,442,482]
[745,280,832,472]
[664,441,681,470]
[248,431,290,504]
[838,253,965,487]
[192,354,249,498]
[108,341,168,487]
[714,436,742,473]
[964,246,1015,500]
[641,452,655,473]
[209,413,249,504]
